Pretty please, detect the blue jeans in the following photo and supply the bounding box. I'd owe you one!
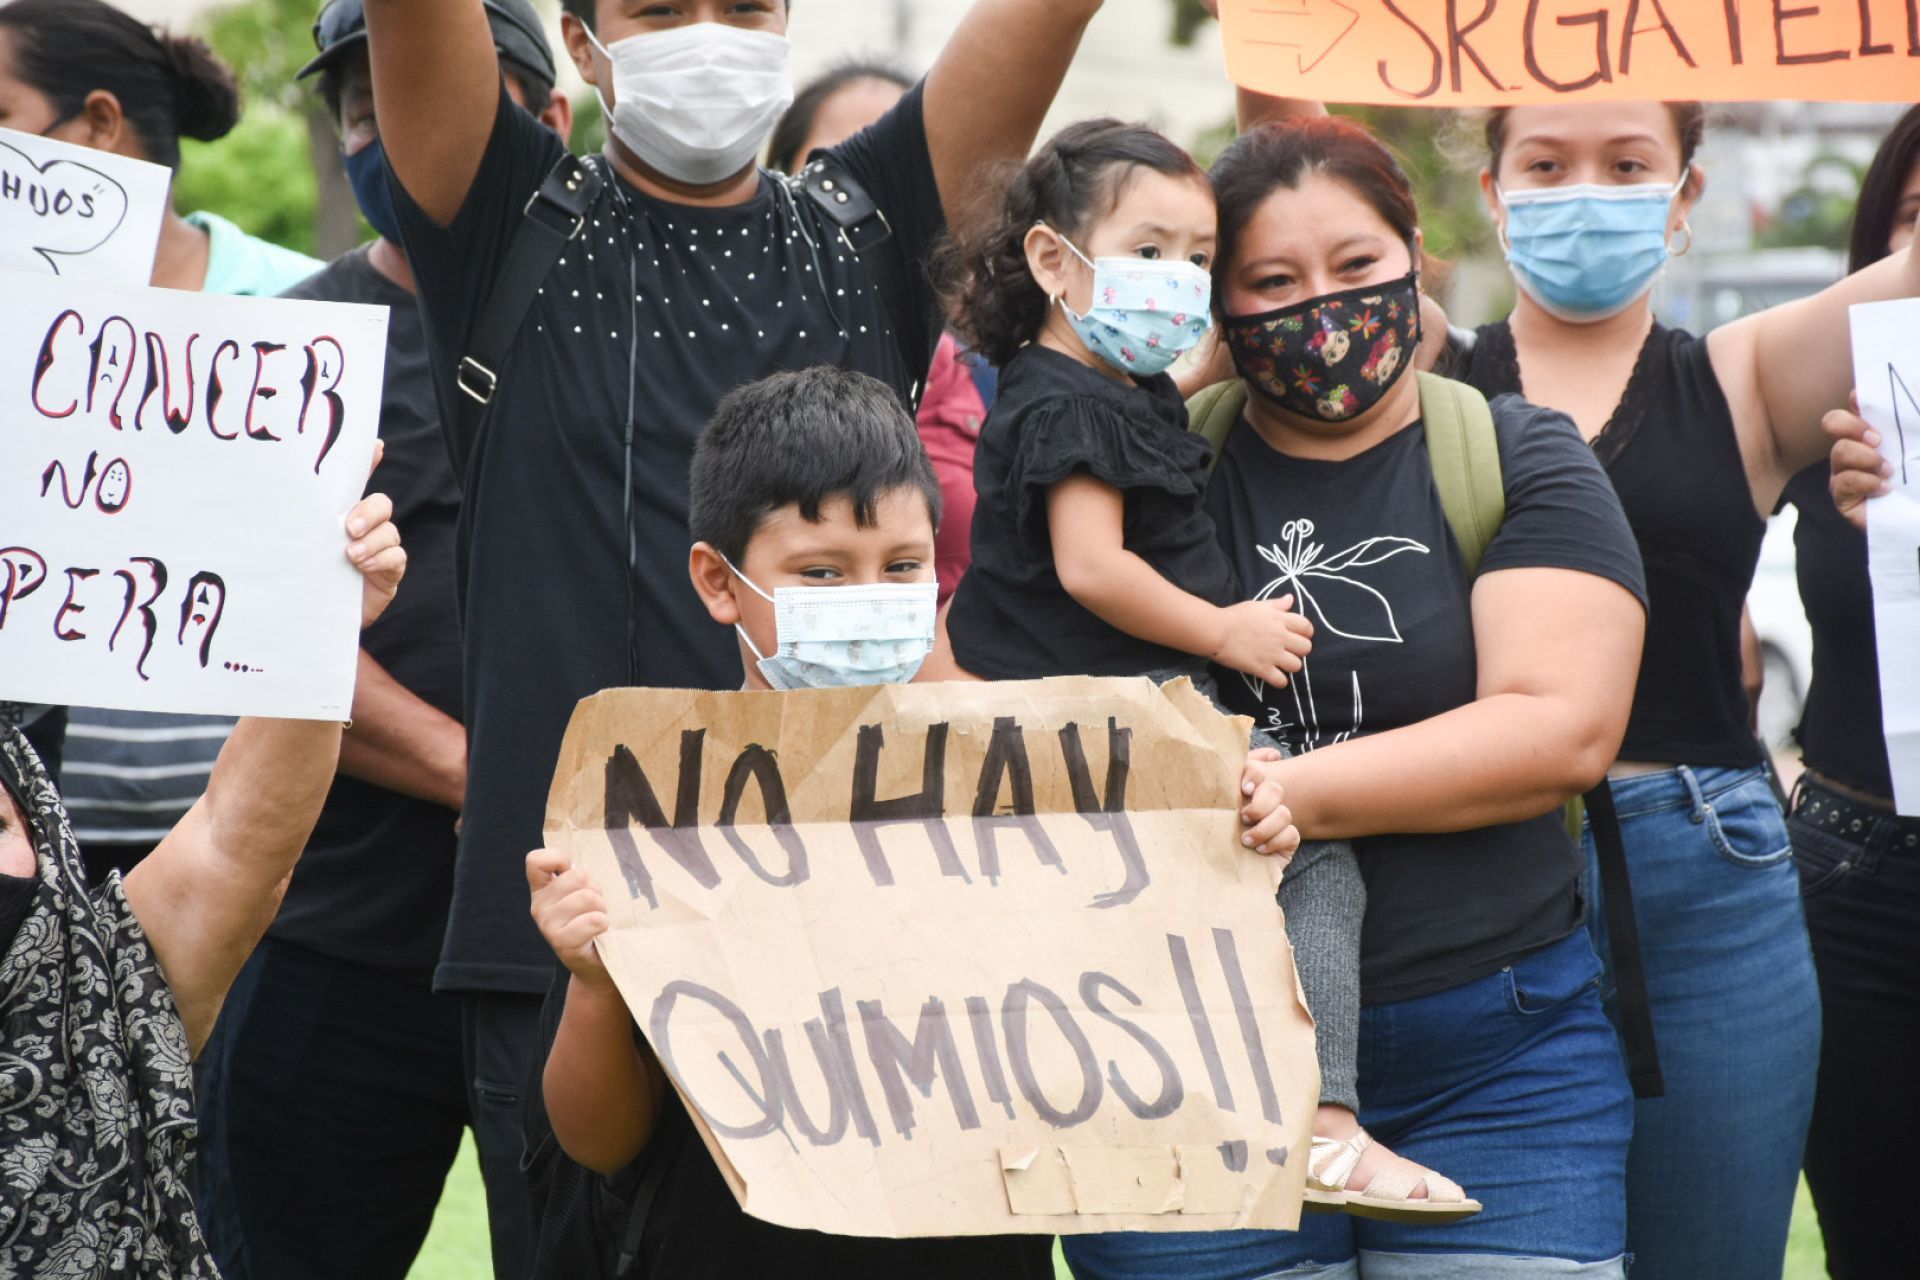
[1582,765,1820,1280]
[1063,930,1632,1279]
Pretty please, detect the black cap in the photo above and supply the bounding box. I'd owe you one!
[298,0,557,86]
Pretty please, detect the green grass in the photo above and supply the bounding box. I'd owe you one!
[408,1140,1830,1278]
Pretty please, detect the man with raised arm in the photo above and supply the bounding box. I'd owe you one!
[358,1,1107,1272]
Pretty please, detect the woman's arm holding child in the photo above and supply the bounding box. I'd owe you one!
[1048,476,1312,688]
[527,848,667,1175]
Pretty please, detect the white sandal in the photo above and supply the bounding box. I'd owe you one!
[1305,1131,1483,1223]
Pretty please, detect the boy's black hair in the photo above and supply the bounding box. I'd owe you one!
[689,366,941,565]
[563,1,791,33]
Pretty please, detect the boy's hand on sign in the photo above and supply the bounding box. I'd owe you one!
[1825,396,1893,533]
[1214,595,1315,688]
[527,847,615,989]
[345,490,406,629]
[1239,748,1301,863]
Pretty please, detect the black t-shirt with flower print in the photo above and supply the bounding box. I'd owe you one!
[1205,395,1646,1003]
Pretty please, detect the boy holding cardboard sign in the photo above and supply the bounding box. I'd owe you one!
[525,366,1304,1267]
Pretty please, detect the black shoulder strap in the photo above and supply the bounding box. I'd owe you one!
[1584,781,1666,1099]
[794,154,937,408]
[449,151,602,478]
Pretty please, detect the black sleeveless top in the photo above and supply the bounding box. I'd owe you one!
[1782,462,1891,796]
[1452,321,1765,768]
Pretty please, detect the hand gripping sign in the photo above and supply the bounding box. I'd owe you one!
[0,272,387,721]
[1220,0,1920,106]
[545,677,1319,1237]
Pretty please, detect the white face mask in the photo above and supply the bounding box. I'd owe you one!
[724,559,938,691]
[587,22,795,187]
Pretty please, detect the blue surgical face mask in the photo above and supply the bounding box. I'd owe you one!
[344,136,405,245]
[725,559,938,691]
[1049,227,1214,377]
[1497,177,1688,323]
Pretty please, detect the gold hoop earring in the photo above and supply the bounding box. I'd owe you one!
[1668,222,1693,256]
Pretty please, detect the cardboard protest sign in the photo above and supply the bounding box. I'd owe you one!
[1850,299,1920,816]
[1221,0,1920,106]
[0,272,388,720]
[546,676,1318,1238]
[0,126,170,283]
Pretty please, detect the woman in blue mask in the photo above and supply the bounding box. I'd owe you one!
[1430,100,1920,1280]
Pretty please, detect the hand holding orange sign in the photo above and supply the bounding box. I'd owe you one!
[1220,0,1920,106]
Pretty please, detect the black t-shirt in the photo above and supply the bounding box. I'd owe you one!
[390,88,947,994]
[1205,396,1646,1003]
[267,247,463,975]
[1451,322,1765,768]
[947,346,1236,678]
[1783,462,1891,796]
[625,1093,1053,1278]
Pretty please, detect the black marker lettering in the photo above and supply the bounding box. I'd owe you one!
[79,192,95,218]
[1524,0,1611,91]
[1447,0,1505,93]
[177,571,226,668]
[1080,971,1184,1120]
[244,341,287,441]
[1214,928,1285,1125]
[602,734,719,909]
[0,549,47,630]
[1169,932,1235,1112]
[94,458,132,514]
[1774,0,1849,63]
[135,332,198,434]
[110,556,168,681]
[1001,979,1102,1128]
[40,452,98,509]
[716,743,809,887]
[298,336,348,474]
[206,339,241,440]
[848,722,967,885]
[1621,0,1698,72]
[965,995,1017,1121]
[857,996,981,1140]
[970,716,1064,884]
[650,981,783,1139]
[84,315,137,430]
[1379,0,1445,97]
[1058,718,1150,909]
[54,568,97,641]
[1857,0,1894,54]
[771,987,880,1147]
[32,309,81,419]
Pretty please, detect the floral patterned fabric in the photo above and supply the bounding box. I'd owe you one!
[0,728,213,1279]
[1221,273,1422,423]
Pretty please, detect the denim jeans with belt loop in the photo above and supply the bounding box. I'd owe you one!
[1791,775,1920,1280]
[1581,764,1820,1280]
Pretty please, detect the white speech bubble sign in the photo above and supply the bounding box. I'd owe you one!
[0,126,170,284]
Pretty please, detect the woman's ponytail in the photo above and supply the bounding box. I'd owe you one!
[0,0,242,170]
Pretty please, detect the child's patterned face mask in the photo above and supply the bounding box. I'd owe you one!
[1220,273,1422,423]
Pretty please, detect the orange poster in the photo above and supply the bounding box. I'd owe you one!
[1221,0,1920,105]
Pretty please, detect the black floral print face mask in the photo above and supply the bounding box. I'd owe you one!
[1221,272,1422,423]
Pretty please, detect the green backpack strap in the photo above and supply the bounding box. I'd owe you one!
[1186,380,1250,472]
[1416,371,1504,579]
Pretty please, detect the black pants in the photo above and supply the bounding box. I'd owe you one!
[461,989,546,1280]
[197,937,470,1280]
[1791,777,1920,1280]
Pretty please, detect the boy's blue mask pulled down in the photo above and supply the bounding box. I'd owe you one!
[725,560,938,691]
[1498,177,1689,323]
[1050,228,1214,377]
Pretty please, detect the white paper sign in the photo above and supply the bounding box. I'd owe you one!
[0,126,171,283]
[0,273,389,720]
[1849,299,1920,816]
